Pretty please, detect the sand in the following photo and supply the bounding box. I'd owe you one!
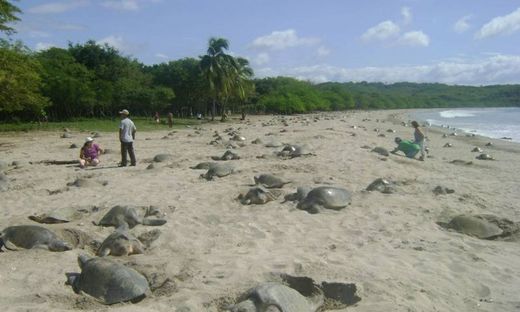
[1,109,519,311]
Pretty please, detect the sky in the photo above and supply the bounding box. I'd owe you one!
[7,0,520,85]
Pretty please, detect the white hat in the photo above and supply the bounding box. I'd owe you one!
[85,137,94,143]
[119,109,130,115]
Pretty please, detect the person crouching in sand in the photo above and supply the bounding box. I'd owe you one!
[391,137,421,159]
[79,137,103,168]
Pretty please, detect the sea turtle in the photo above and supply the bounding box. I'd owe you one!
[66,254,150,304]
[29,206,96,224]
[443,143,453,148]
[238,187,282,205]
[366,178,396,194]
[95,205,167,229]
[190,162,217,170]
[254,174,291,188]
[251,138,263,144]
[228,282,323,312]
[231,134,246,141]
[371,147,389,157]
[200,163,235,180]
[297,186,352,214]
[476,153,494,160]
[485,142,493,146]
[97,225,145,257]
[440,215,505,239]
[278,144,314,158]
[0,225,72,251]
[211,150,240,161]
[153,154,172,162]
[471,147,483,153]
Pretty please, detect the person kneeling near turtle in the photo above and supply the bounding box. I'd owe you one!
[391,137,421,159]
[79,137,103,168]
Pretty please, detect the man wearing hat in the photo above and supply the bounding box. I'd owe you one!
[119,109,137,166]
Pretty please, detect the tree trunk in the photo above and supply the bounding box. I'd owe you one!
[211,99,216,121]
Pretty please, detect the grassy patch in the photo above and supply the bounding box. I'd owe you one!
[0,117,206,133]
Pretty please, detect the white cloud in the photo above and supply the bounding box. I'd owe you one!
[317,46,330,56]
[254,54,520,85]
[398,31,430,47]
[475,7,520,39]
[97,35,144,55]
[254,53,270,65]
[28,0,89,14]
[35,42,57,51]
[102,0,139,11]
[401,7,412,25]
[101,0,162,11]
[155,53,168,59]
[361,20,400,42]
[250,29,320,50]
[454,15,471,33]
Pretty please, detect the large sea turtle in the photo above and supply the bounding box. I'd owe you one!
[297,187,352,214]
[439,214,517,239]
[254,174,291,188]
[66,254,150,304]
[29,206,96,224]
[228,282,324,312]
[284,187,312,203]
[476,153,494,160]
[201,163,235,180]
[97,225,145,257]
[238,187,282,205]
[0,225,72,251]
[95,205,167,228]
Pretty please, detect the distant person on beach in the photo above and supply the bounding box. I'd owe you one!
[154,112,160,123]
[391,137,421,159]
[79,137,103,168]
[119,109,137,167]
[168,112,173,128]
[411,121,426,161]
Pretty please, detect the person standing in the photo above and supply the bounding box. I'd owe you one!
[411,121,426,161]
[167,112,173,128]
[119,109,137,167]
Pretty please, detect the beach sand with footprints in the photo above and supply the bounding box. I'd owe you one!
[1,109,520,311]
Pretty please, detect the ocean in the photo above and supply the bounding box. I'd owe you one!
[412,107,520,143]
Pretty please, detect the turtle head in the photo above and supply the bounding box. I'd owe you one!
[65,273,81,293]
[78,254,91,269]
[49,240,72,252]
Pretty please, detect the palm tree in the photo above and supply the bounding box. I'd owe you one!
[199,37,237,121]
[233,57,255,120]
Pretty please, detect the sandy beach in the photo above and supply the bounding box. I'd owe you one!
[1,109,520,312]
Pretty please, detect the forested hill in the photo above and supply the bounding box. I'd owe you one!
[320,82,520,109]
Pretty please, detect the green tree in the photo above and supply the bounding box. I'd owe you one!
[0,0,21,35]
[0,40,49,120]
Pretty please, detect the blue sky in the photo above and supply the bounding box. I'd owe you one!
[8,0,520,85]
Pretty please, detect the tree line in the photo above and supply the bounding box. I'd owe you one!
[1,1,519,122]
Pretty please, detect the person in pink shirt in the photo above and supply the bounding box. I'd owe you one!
[79,137,103,168]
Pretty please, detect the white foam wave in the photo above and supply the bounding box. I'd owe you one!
[439,110,476,118]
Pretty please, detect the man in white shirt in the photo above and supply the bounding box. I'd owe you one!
[118,109,137,167]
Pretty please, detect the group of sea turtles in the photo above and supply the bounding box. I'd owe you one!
[0,205,167,304]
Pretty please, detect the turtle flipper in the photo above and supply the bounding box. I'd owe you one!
[141,218,167,226]
[48,240,72,251]
[3,239,20,251]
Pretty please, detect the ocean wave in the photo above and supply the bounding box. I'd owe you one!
[439,110,477,118]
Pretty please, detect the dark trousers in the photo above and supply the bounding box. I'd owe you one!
[120,142,136,166]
